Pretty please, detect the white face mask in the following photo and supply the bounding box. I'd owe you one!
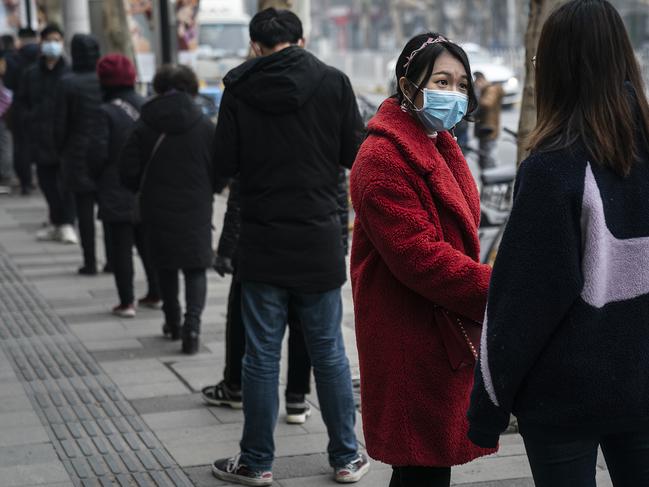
[42,41,63,59]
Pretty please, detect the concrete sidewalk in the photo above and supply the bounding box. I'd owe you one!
[0,191,614,487]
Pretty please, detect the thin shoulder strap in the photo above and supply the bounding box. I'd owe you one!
[111,98,140,122]
[137,133,166,193]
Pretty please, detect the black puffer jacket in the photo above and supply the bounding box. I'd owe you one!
[4,43,39,132]
[90,89,145,222]
[217,170,350,262]
[4,43,39,91]
[213,46,364,292]
[19,57,69,166]
[120,92,215,269]
[55,34,102,193]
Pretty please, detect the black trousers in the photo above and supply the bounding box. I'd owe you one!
[74,192,112,269]
[159,268,207,332]
[223,275,312,396]
[523,430,649,487]
[36,165,75,225]
[11,127,32,190]
[106,222,161,307]
[389,466,451,487]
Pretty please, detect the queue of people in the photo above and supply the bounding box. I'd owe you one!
[3,0,649,486]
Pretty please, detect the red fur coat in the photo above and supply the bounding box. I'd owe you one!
[350,98,496,466]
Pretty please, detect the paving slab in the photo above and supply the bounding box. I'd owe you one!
[0,463,71,487]
[0,425,51,448]
[130,393,206,416]
[141,409,219,431]
[0,444,60,467]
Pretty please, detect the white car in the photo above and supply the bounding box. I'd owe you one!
[463,43,521,106]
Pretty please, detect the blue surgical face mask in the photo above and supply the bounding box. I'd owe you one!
[42,41,63,59]
[408,87,468,133]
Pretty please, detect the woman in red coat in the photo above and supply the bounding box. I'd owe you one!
[350,33,496,486]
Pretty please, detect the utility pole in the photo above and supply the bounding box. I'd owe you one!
[24,0,33,28]
[158,0,172,63]
[517,0,566,163]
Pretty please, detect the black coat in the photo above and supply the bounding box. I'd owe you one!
[217,171,350,262]
[120,92,215,269]
[90,89,144,222]
[4,44,39,91]
[213,46,364,292]
[4,43,39,133]
[55,35,102,193]
[19,57,69,166]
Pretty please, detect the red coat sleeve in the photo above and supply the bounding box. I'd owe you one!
[356,178,491,322]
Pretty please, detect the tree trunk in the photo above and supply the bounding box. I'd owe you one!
[101,0,135,61]
[517,0,565,163]
[37,0,63,28]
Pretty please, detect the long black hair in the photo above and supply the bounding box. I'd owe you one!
[528,0,649,176]
[393,32,478,117]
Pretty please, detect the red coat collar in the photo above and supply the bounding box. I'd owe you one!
[368,98,481,256]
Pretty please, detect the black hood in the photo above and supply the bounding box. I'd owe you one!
[140,91,204,134]
[71,34,100,72]
[223,46,327,114]
[18,43,40,63]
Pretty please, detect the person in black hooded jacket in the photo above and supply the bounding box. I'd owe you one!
[202,170,351,423]
[19,24,76,244]
[210,8,368,486]
[120,64,215,355]
[55,34,112,275]
[90,54,161,319]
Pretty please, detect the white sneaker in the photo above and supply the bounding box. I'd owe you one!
[58,224,79,245]
[36,225,60,242]
[286,401,312,425]
[334,453,370,483]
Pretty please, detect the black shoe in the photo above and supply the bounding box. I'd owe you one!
[182,329,199,355]
[285,393,312,424]
[78,265,98,276]
[102,263,113,274]
[201,381,243,409]
[162,323,181,341]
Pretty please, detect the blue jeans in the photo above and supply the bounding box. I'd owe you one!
[523,431,649,486]
[239,282,358,471]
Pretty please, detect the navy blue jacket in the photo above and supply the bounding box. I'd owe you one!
[468,145,649,448]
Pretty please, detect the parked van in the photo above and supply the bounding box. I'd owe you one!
[196,0,250,82]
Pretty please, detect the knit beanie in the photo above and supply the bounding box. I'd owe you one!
[97,54,136,87]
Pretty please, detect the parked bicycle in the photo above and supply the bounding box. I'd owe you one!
[465,127,518,265]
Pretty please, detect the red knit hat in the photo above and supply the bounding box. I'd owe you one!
[97,54,136,87]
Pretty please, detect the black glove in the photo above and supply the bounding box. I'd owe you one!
[213,255,234,277]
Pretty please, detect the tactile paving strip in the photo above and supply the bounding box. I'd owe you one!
[0,251,194,487]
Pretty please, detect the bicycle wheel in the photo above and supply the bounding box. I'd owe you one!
[485,222,506,266]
